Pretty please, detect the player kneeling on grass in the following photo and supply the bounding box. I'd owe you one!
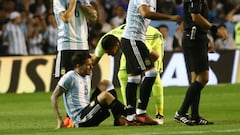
[51,52,127,128]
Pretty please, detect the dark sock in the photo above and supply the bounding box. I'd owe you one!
[191,81,204,120]
[126,82,138,113]
[90,88,101,101]
[108,89,117,98]
[138,76,156,110]
[178,82,200,115]
[109,99,127,118]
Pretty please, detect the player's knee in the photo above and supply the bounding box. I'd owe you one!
[145,68,157,77]
[127,75,141,84]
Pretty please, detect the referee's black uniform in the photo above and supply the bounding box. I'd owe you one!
[182,0,209,73]
[174,0,214,126]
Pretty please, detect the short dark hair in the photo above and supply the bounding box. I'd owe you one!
[217,23,227,29]
[71,52,91,66]
[158,24,169,29]
[101,35,119,50]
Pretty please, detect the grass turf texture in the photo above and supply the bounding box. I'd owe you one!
[0,83,240,135]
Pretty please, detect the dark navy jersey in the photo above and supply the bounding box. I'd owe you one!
[183,0,208,33]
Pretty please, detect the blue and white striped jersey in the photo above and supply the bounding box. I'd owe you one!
[53,0,91,51]
[122,0,156,42]
[4,22,28,55]
[58,70,91,127]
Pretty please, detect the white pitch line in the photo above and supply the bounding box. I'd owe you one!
[128,129,240,135]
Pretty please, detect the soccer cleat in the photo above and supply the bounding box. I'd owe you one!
[63,115,75,128]
[125,120,143,126]
[114,116,128,126]
[174,112,194,126]
[192,117,214,125]
[135,113,158,125]
[154,114,164,125]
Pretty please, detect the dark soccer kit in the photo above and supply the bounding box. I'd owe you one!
[182,0,209,73]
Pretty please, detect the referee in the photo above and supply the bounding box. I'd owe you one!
[174,0,227,126]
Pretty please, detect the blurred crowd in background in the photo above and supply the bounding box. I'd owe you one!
[0,0,240,56]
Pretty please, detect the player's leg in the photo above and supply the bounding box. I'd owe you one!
[120,38,140,123]
[189,35,213,125]
[134,41,158,125]
[151,73,164,124]
[118,69,128,105]
[92,81,127,126]
[79,97,110,127]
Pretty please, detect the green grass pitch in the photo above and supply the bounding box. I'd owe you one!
[0,83,240,135]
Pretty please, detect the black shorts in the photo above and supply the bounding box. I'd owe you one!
[54,50,89,78]
[182,33,209,73]
[78,88,110,127]
[120,38,154,75]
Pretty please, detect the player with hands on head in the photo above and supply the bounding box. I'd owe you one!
[174,0,227,126]
[53,0,97,78]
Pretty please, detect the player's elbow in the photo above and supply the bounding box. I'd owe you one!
[140,10,151,18]
[60,14,72,23]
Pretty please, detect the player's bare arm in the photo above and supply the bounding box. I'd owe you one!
[150,50,159,61]
[59,0,77,23]
[80,3,97,22]
[191,13,212,29]
[91,54,101,66]
[138,5,182,24]
[50,85,66,129]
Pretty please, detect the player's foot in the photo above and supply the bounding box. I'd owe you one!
[125,120,143,126]
[174,112,194,126]
[192,117,214,125]
[114,116,128,126]
[63,115,74,128]
[135,113,158,125]
[154,113,164,125]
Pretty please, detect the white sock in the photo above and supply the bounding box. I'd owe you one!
[136,108,146,115]
[126,114,136,121]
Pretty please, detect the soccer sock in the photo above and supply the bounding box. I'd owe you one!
[118,70,128,105]
[138,76,156,111]
[191,81,204,120]
[152,74,164,115]
[126,82,138,113]
[178,82,198,115]
[90,88,101,101]
[108,89,117,99]
[109,99,127,120]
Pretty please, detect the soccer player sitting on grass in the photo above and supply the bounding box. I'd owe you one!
[92,24,165,125]
[51,52,127,128]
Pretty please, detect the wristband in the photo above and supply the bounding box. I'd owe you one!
[210,25,217,34]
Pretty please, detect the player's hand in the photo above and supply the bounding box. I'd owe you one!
[208,42,216,53]
[170,15,182,25]
[217,27,228,40]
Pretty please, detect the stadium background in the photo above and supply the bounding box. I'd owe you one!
[0,0,240,93]
[0,50,239,93]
